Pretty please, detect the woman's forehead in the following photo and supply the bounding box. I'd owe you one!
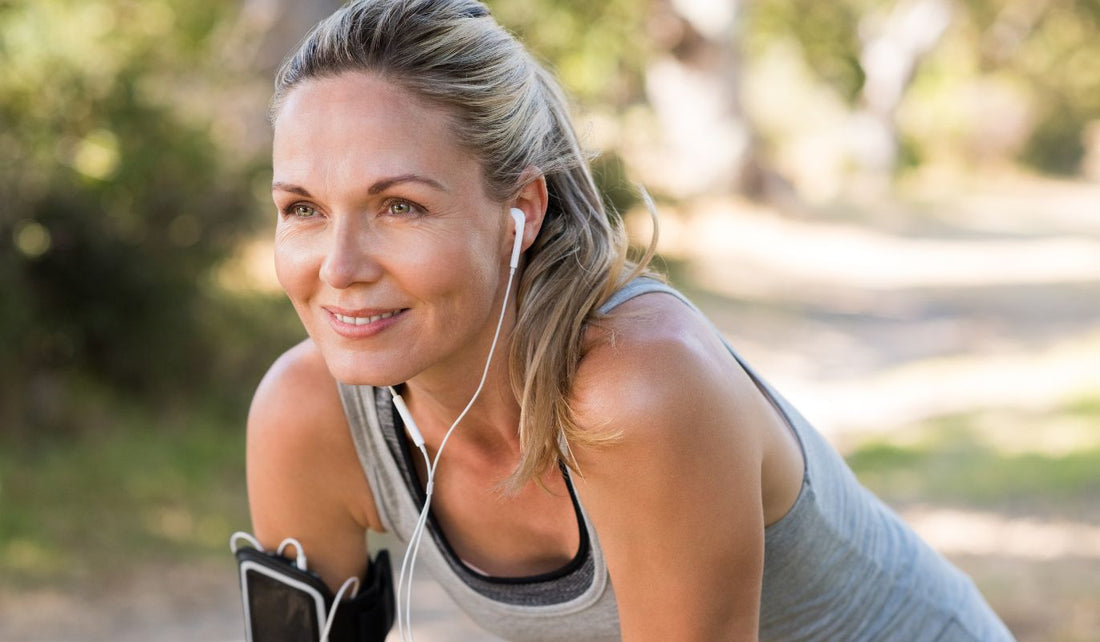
[274,73,443,135]
[272,73,479,189]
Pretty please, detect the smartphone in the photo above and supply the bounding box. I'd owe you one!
[238,547,330,642]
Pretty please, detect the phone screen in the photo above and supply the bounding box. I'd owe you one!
[245,566,323,641]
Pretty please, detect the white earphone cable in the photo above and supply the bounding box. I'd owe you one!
[394,262,518,642]
[397,446,433,641]
[319,576,360,642]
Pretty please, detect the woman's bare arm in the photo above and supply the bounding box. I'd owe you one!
[246,338,382,591]
[571,295,775,641]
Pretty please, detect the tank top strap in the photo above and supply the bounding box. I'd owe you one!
[597,277,695,315]
[596,277,793,428]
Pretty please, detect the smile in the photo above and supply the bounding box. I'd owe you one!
[333,310,401,325]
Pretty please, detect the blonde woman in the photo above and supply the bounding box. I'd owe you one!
[244,0,1014,639]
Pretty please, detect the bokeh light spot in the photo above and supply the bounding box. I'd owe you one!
[72,128,120,180]
[14,220,51,258]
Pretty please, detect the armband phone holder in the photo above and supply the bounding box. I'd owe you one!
[231,532,394,642]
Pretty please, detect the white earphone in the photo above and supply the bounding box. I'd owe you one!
[509,206,525,269]
[388,205,526,642]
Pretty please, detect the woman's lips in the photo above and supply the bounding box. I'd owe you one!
[325,307,407,337]
[333,309,400,325]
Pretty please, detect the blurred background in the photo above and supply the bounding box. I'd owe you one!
[1,0,1098,639]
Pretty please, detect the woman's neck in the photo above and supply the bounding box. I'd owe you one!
[398,350,521,456]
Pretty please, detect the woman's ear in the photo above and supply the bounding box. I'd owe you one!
[508,168,548,255]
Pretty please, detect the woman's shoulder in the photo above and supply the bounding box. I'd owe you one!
[572,289,755,449]
[249,338,347,442]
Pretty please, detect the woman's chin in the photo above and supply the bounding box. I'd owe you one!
[332,368,408,388]
[321,353,414,388]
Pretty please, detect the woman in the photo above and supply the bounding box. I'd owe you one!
[246,0,1013,639]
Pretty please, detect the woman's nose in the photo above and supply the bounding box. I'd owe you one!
[319,216,383,289]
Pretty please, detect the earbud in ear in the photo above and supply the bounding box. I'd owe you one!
[509,207,525,269]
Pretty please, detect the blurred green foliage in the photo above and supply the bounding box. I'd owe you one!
[746,0,1100,175]
[0,0,300,438]
[963,0,1100,174]
[486,0,649,109]
[747,0,869,104]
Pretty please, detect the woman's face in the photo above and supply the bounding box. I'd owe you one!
[272,73,517,386]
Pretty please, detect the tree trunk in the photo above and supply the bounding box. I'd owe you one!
[642,0,764,199]
[849,0,951,185]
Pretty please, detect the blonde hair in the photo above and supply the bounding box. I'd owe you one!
[272,0,657,488]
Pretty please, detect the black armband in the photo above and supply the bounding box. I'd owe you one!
[233,533,394,642]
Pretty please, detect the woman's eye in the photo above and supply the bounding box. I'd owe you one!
[286,203,317,218]
[388,200,414,216]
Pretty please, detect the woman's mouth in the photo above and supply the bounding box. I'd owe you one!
[326,307,407,337]
[333,310,401,325]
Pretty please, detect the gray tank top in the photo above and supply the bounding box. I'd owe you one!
[337,278,1013,641]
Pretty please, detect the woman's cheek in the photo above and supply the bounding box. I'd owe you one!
[273,236,321,303]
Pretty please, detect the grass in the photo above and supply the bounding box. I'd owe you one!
[845,394,1100,516]
[0,396,250,588]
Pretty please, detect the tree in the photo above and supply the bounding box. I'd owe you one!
[747,0,1100,178]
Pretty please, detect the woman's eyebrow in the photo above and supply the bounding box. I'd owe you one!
[271,181,312,196]
[271,175,448,197]
[367,174,448,194]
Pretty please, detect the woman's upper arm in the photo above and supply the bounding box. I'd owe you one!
[571,301,768,641]
[246,338,381,591]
